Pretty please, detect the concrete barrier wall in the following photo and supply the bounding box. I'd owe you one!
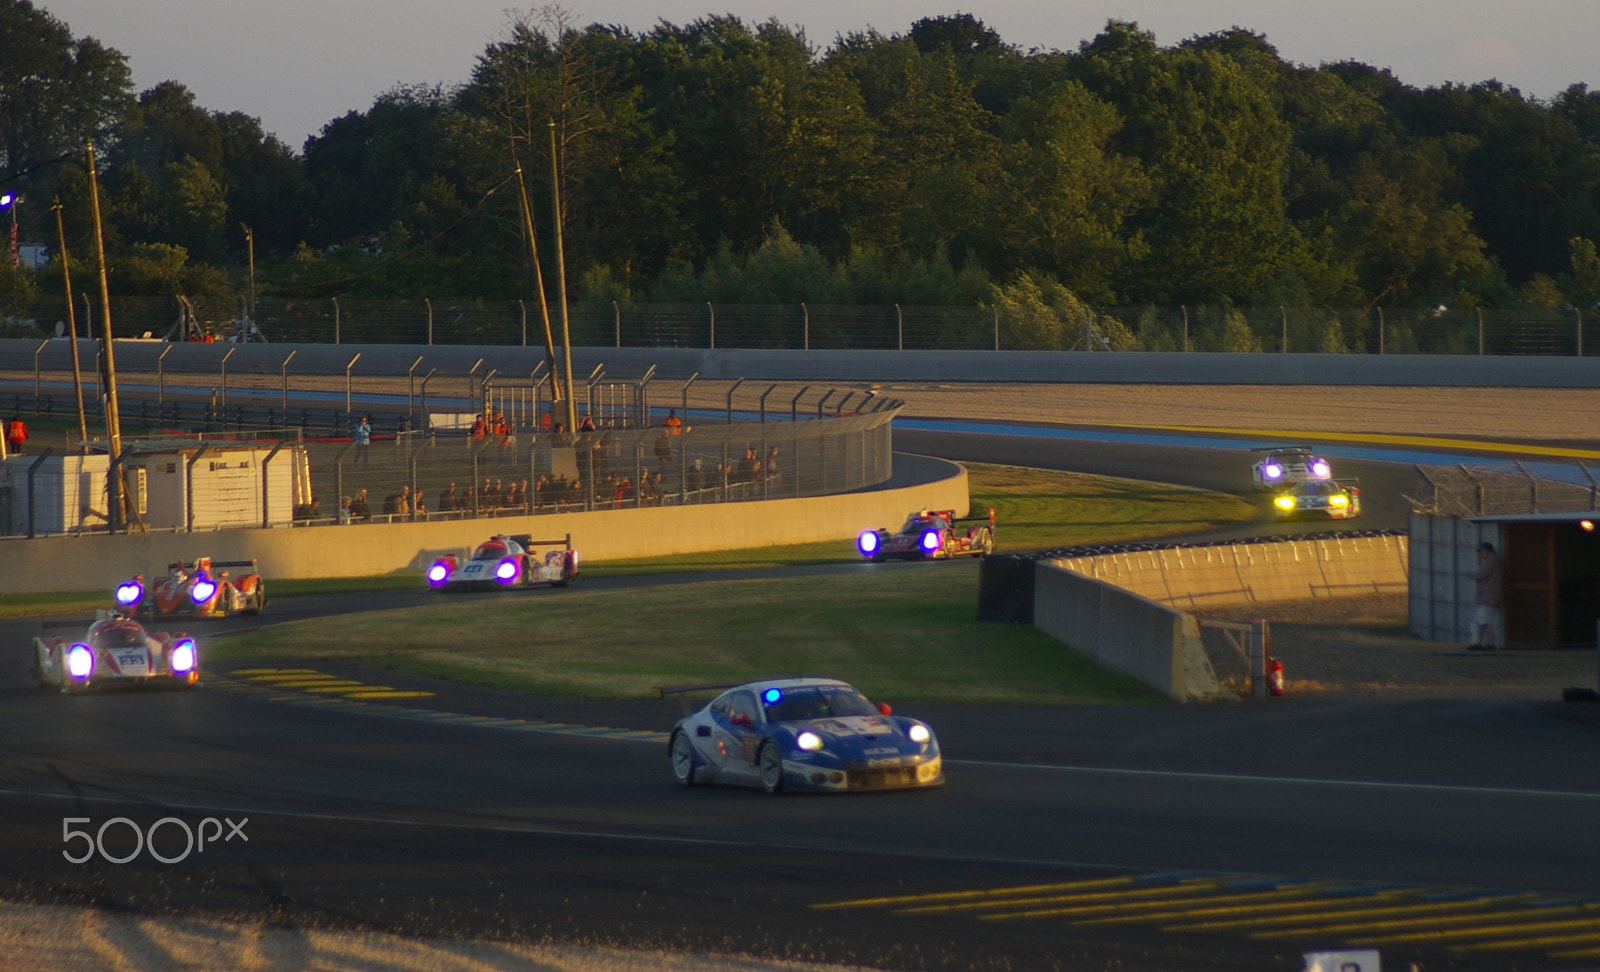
[1034,563,1219,701]
[8,339,1600,387]
[1050,534,1410,610]
[1034,534,1410,701]
[0,456,967,595]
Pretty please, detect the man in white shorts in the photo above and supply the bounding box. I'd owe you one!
[1472,541,1503,651]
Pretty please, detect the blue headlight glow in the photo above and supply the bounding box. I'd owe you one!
[190,579,217,603]
[857,530,879,557]
[1311,459,1331,478]
[920,530,941,553]
[170,640,196,673]
[427,563,449,586]
[763,687,782,705]
[66,644,94,679]
[496,558,519,583]
[115,581,143,606]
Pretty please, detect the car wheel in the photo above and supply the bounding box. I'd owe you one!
[976,527,994,556]
[758,741,785,794]
[243,580,266,615]
[669,730,699,786]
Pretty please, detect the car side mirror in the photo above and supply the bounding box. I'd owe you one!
[878,702,892,716]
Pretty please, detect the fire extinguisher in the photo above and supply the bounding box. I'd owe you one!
[1267,657,1285,697]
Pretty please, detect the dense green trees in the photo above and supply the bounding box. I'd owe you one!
[3,1,1599,320]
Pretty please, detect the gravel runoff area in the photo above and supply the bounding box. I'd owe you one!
[0,899,879,972]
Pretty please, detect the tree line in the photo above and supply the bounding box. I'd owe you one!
[3,0,1599,324]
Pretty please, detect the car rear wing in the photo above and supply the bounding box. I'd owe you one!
[651,681,746,713]
[506,533,573,550]
[953,508,996,525]
[1250,445,1314,453]
[166,558,258,570]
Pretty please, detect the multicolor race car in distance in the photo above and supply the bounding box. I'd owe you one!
[32,611,199,693]
[116,558,267,619]
[857,509,996,560]
[1273,479,1363,519]
[662,677,943,794]
[1251,446,1333,491]
[427,534,579,590]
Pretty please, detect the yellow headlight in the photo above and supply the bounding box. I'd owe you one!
[1274,495,1296,510]
[1329,495,1349,506]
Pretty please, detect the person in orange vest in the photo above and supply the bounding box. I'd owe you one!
[6,416,28,455]
[663,408,683,435]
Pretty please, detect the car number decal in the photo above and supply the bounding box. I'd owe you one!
[114,650,150,676]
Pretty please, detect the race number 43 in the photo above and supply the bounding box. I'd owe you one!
[62,816,248,864]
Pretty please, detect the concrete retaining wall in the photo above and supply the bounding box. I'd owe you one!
[1034,534,1410,701]
[1034,563,1218,701]
[8,339,1600,387]
[0,456,967,595]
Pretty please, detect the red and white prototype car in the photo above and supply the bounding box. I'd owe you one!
[427,534,579,590]
[857,509,996,561]
[32,611,199,693]
[117,558,267,618]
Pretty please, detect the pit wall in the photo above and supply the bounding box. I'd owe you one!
[1035,534,1411,701]
[0,457,967,596]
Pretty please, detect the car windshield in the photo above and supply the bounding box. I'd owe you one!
[93,626,146,649]
[762,685,880,723]
[1295,482,1337,495]
[471,543,509,561]
[899,515,943,534]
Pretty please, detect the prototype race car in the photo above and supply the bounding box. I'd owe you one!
[116,558,267,618]
[32,611,199,693]
[1272,479,1362,519]
[1251,447,1333,491]
[427,534,579,590]
[664,677,943,794]
[857,509,996,561]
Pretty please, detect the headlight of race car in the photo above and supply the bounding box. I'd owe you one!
[66,643,94,678]
[495,558,520,583]
[920,530,941,553]
[1274,495,1296,510]
[1329,494,1349,506]
[115,581,143,606]
[170,639,196,673]
[908,724,931,743]
[427,562,450,586]
[191,577,217,603]
[1262,463,1282,479]
[796,731,824,751]
[1310,459,1331,478]
[857,530,879,557]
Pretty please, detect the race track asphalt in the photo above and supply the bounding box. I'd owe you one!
[3,428,1598,972]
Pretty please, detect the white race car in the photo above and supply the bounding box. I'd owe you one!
[664,677,943,794]
[1252,446,1333,491]
[32,611,200,693]
[426,534,578,590]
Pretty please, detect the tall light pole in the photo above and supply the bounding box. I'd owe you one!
[549,120,576,433]
[1,192,19,267]
[241,223,255,339]
[52,198,89,442]
[86,139,125,531]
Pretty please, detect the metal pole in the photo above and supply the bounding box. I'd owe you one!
[280,349,296,410]
[468,357,483,415]
[1477,307,1484,355]
[725,378,744,424]
[184,445,210,533]
[1181,305,1188,352]
[425,297,433,345]
[1280,305,1288,353]
[895,303,903,351]
[345,352,361,413]
[85,139,124,532]
[614,299,621,349]
[419,369,436,425]
[1378,307,1385,355]
[260,441,284,528]
[407,355,424,420]
[802,302,808,351]
[1578,308,1584,358]
[993,306,999,351]
[520,299,527,347]
[33,338,48,398]
[1251,619,1267,699]
[157,345,171,405]
[708,301,715,350]
[758,384,777,424]
[549,120,577,434]
[25,448,53,539]
[790,385,809,422]
[333,297,340,344]
[218,346,236,410]
[53,199,89,442]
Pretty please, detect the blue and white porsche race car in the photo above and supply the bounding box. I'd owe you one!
[665,677,943,794]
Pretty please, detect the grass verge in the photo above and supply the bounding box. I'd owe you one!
[211,562,1164,704]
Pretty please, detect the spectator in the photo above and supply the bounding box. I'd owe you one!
[395,485,412,518]
[578,414,597,433]
[482,477,499,510]
[6,416,29,456]
[470,414,487,444]
[463,484,477,514]
[354,416,371,464]
[1472,542,1504,651]
[412,489,427,520]
[738,447,761,484]
[664,408,683,435]
[765,445,781,485]
[438,482,457,513]
[338,496,353,525]
[685,458,702,494]
[350,489,372,522]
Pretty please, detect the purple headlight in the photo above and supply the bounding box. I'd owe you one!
[190,575,217,603]
[495,558,519,583]
[427,562,450,586]
[920,530,942,553]
[67,644,94,679]
[170,639,196,673]
[115,581,143,606]
[1263,463,1282,479]
[858,531,879,557]
[1310,459,1330,478]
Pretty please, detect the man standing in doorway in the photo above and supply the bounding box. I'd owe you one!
[1472,541,1503,651]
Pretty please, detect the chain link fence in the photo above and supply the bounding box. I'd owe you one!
[1406,463,1600,517]
[2,295,1591,356]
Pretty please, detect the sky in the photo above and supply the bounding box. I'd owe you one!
[38,0,1600,152]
